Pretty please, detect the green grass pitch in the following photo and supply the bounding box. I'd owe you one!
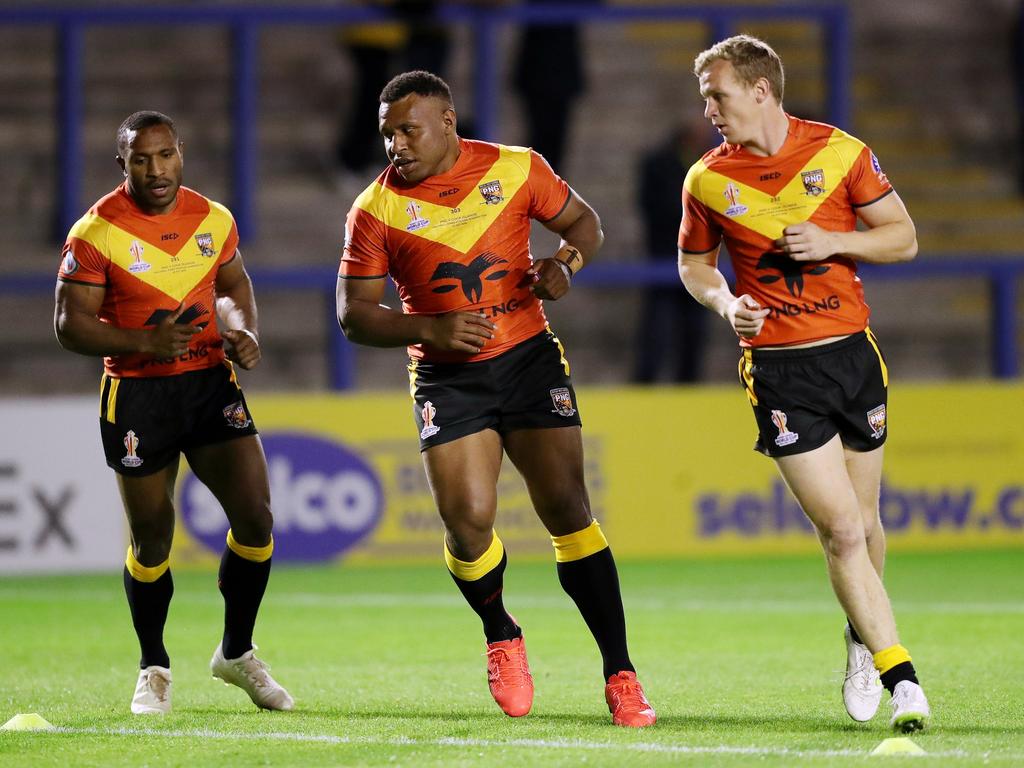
[1,549,1022,767]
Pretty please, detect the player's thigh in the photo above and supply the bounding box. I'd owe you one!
[116,462,179,562]
[775,434,864,542]
[185,435,271,545]
[844,444,885,534]
[422,428,503,551]
[503,426,591,536]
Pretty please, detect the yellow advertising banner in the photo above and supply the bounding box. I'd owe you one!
[171,383,1024,565]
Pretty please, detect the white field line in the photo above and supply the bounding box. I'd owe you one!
[43,725,1019,762]
[1,587,1022,615]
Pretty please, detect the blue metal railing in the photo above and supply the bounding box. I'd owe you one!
[0,2,849,241]
[7,257,1021,386]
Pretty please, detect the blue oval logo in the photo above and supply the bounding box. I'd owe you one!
[179,432,384,562]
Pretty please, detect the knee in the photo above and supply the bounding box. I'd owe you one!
[443,510,496,560]
[819,523,866,561]
[230,500,273,547]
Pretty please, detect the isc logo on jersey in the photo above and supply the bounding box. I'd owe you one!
[179,433,383,562]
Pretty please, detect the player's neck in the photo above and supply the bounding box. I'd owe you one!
[741,109,790,157]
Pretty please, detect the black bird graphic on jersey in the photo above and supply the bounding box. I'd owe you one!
[430,252,510,302]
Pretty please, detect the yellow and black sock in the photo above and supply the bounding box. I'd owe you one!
[123,547,173,669]
[552,521,633,680]
[218,529,273,660]
[874,643,919,694]
[446,532,520,643]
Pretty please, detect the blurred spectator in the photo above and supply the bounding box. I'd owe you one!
[632,119,714,384]
[1012,3,1024,194]
[512,0,598,173]
[335,1,450,184]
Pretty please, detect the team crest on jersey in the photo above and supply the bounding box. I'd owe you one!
[770,409,799,447]
[870,152,889,185]
[478,179,504,205]
[801,168,826,196]
[121,429,143,467]
[420,400,440,439]
[128,240,151,273]
[723,183,748,217]
[195,232,216,257]
[222,401,252,429]
[405,201,430,231]
[549,387,576,418]
[62,250,78,276]
[867,404,887,439]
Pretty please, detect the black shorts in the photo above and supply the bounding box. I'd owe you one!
[739,329,889,457]
[408,329,583,451]
[99,362,258,476]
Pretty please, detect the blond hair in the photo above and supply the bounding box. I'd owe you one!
[693,35,785,102]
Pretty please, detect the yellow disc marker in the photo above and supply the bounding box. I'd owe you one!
[1,713,55,731]
[871,737,926,756]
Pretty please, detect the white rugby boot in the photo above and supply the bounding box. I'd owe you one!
[890,680,930,732]
[131,665,171,714]
[842,625,883,722]
[210,643,294,711]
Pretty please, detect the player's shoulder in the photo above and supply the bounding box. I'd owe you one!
[791,115,868,160]
[683,145,728,194]
[178,186,233,222]
[69,187,122,242]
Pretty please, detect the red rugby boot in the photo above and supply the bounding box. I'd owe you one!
[485,636,533,717]
[605,671,656,727]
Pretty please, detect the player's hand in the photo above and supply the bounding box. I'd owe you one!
[525,258,572,300]
[148,303,200,357]
[726,294,770,339]
[774,221,839,262]
[425,311,495,353]
[223,328,261,370]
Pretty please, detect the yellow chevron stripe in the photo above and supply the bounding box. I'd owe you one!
[105,376,120,424]
[407,358,420,399]
[693,131,868,243]
[355,146,531,254]
[739,349,757,406]
[75,210,233,302]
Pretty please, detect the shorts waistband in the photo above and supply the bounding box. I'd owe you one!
[748,331,868,362]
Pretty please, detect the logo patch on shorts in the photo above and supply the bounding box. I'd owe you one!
[121,429,143,467]
[549,387,576,417]
[420,400,440,439]
[867,404,887,439]
[223,401,252,429]
[770,409,799,447]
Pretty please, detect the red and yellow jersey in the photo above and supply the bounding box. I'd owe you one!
[57,183,239,377]
[340,138,571,362]
[679,115,893,347]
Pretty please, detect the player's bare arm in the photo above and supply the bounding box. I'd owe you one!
[337,274,495,353]
[776,192,917,264]
[527,190,603,301]
[215,250,262,370]
[678,246,769,339]
[55,280,198,358]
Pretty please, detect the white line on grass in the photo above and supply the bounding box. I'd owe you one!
[48,726,1019,762]
[2,587,1022,615]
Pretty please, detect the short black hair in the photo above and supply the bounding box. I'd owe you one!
[116,111,178,156]
[379,70,453,107]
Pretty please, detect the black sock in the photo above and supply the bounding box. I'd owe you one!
[449,551,520,644]
[123,566,173,669]
[556,547,633,680]
[218,548,271,659]
[847,618,863,645]
[880,661,919,695]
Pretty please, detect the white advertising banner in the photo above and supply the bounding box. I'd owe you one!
[0,397,124,573]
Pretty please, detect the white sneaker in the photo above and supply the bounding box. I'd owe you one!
[131,665,171,714]
[210,643,294,711]
[842,625,882,721]
[890,680,930,732]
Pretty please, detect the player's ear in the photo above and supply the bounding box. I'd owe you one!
[754,77,771,104]
[442,108,456,134]
[116,154,127,176]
